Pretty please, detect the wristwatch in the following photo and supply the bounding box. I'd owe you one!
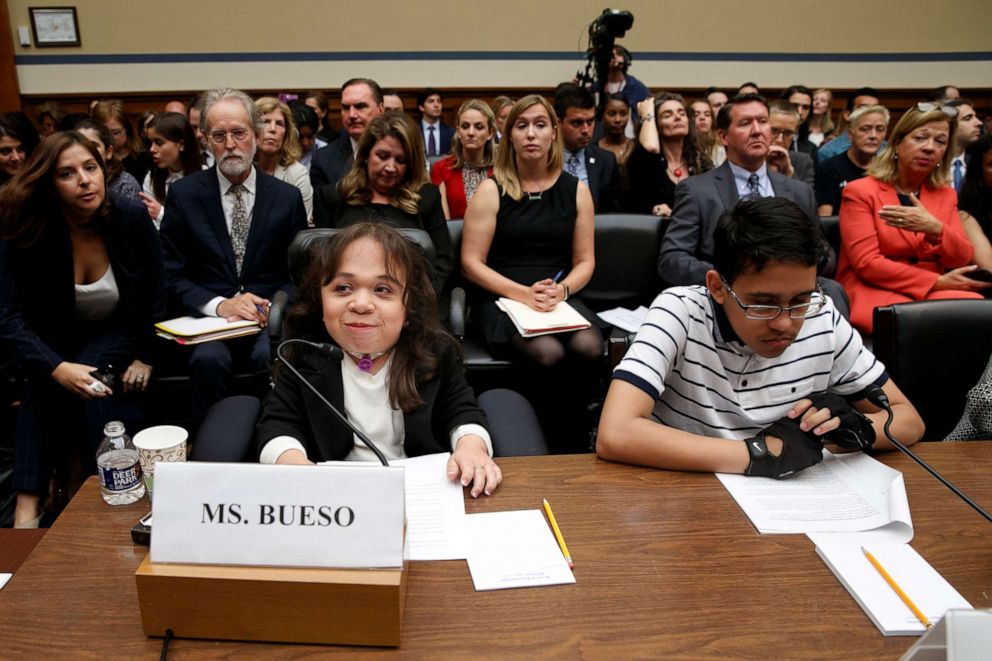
[562,283,570,301]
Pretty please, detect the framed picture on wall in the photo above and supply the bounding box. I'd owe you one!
[29,7,81,47]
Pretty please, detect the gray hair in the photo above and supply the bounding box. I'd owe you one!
[199,88,262,134]
[848,104,890,128]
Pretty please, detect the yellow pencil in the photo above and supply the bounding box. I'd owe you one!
[862,547,932,630]
[543,498,574,569]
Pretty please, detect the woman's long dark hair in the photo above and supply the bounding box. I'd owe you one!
[283,223,450,412]
[960,134,992,236]
[0,131,110,247]
[148,112,202,202]
[653,92,713,175]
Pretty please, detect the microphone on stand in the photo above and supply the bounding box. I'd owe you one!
[276,338,390,467]
[866,386,990,523]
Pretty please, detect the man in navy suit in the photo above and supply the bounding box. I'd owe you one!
[658,93,847,315]
[554,86,619,212]
[160,88,307,424]
[309,78,384,191]
[418,88,453,159]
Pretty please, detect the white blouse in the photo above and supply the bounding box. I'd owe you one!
[260,355,492,464]
[74,264,119,321]
[142,170,185,228]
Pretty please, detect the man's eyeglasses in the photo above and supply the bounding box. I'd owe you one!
[916,102,958,118]
[208,128,252,145]
[770,127,797,140]
[720,277,825,320]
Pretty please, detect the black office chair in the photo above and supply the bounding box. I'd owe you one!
[872,299,992,440]
[446,220,516,392]
[582,214,668,367]
[584,213,667,312]
[819,215,840,256]
[194,388,548,461]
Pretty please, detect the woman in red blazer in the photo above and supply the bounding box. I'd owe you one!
[430,99,496,220]
[836,103,990,333]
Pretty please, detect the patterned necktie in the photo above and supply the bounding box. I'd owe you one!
[746,173,761,200]
[427,125,437,157]
[567,152,581,177]
[954,160,964,194]
[229,184,250,274]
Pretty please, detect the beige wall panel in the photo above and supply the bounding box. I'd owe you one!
[6,1,992,53]
[8,0,991,94]
[16,58,992,97]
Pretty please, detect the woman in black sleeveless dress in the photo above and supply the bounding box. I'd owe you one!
[462,95,602,452]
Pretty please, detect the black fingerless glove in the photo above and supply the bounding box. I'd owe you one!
[806,392,876,451]
[744,418,824,479]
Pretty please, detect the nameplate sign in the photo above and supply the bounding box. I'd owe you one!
[150,462,405,568]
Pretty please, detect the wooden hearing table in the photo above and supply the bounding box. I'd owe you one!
[0,443,989,658]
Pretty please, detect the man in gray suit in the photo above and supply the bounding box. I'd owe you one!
[658,93,847,314]
[768,100,815,186]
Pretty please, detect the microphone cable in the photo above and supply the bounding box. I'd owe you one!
[276,339,390,467]
[867,387,991,524]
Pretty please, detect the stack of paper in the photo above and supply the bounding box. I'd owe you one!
[155,316,260,345]
[716,450,913,542]
[464,509,576,591]
[496,298,591,337]
[815,542,972,636]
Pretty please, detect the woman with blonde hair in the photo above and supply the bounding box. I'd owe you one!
[490,96,514,143]
[431,99,496,219]
[837,102,988,333]
[462,95,600,452]
[808,88,836,147]
[312,111,451,293]
[254,96,313,220]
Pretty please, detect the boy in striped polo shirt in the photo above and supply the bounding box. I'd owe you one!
[597,198,923,478]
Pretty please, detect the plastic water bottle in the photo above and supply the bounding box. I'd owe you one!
[96,421,145,504]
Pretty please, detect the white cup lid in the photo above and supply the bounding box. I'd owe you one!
[133,425,189,451]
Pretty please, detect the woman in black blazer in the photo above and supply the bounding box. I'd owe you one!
[255,222,501,497]
[0,131,165,527]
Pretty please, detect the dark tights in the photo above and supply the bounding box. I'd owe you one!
[504,326,604,453]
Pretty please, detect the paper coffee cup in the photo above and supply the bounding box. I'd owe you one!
[133,425,188,500]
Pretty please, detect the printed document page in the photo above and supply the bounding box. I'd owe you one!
[465,510,576,591]
[716,450,912,540]
[394,453,468,560]
[596,306,649,333]
[322,453,468,560]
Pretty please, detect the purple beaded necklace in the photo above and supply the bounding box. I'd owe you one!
[348,351,385,373]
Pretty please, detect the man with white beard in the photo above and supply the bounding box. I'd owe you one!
[160,88,307,428]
